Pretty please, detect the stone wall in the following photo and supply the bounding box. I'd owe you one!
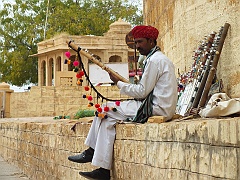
[0,117,239,179]
[144,0,240,98]
[10,86,129,118]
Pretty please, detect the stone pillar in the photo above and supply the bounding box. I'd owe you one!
[0,82,14,118]
[46,57,50,86]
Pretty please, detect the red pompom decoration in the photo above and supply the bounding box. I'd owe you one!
[115,101,120,106]
[97,107,102,113]
[95,104,100,108]
[76,73,82,78]
[104,106,110,112]
[65,51,71,58]
[79,71,84,76]
[73,61,79,66]
[84,86,90,91]
[87,96,93,101]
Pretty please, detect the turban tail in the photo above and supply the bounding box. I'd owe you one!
[131,25,159,39]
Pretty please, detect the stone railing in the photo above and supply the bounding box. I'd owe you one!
[0,116,239,179]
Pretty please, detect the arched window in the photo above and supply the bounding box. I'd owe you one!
[41,60,46,86]
[48,58,54,86]
[56,56,61,71]
[109,55,122,62]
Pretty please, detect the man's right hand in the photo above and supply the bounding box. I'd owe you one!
[109,72,120,84]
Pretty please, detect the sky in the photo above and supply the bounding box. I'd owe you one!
[10,84,33,92]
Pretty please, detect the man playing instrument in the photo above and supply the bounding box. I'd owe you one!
[68,25,178,180]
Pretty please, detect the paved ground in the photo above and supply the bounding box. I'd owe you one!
[0,156,29,180]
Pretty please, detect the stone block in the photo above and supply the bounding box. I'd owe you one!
[133,124,147,141]
[207,119,220,146]
[220,120,231,145]
[184,143,192,171]
[198,144,210,175]
[73,122,92,137]
[177,142,186,169]
[186,121,198,142]
[172,122,187,142]
[158,122,173,141]
[124,162,141,180]
[115,124,124,140]
[121,123,136,140]
[229,119,238,145]
[146,123,159,141]
[114,140,123,161]
[163,143,173,169]
[134,140,146,164]
[210,146,225,178]
[171,142,180,169]
[156,142,164,168]
[224,147,237,179]
[112,161,124,179]
[73,136,88,152]
[195,121,209,144]
[146,141,158,167]
[189,143,200,173]
[122,140,135,163]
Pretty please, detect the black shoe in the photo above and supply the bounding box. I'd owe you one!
[79,168,110,180]
[68,148,94,163]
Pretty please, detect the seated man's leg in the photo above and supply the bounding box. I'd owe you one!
[80,116,118,180]
[68,116,100,163]
[84,100,141,170]
[70,100,142,179]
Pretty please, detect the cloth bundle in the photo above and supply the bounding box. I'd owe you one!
[199,93,240,118]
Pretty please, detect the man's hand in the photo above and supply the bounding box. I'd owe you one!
[109,72,120,84]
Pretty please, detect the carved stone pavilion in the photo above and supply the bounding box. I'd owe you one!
[35,18,136,87]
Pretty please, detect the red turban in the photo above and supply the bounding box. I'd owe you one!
[131,25,159,39]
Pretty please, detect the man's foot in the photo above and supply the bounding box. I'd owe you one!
[68,147,94,163]
[79,168,110,180]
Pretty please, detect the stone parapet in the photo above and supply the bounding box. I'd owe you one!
[0,117,239,179]
[10,86,129,118]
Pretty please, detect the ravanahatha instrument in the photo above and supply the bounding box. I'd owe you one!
[66,40,129,83]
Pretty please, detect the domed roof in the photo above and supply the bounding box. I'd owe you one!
[109,18,131,28]
[105,18,131,37]
[0,82,13,92]
[0,82,10,89]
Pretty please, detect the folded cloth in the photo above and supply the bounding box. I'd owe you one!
[199,93,240,117]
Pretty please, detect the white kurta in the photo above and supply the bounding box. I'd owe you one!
[118,50,178,120]
[85,48,178,170]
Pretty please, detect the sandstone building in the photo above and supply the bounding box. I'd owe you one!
[36,18,136,87]
[143,0,240,98]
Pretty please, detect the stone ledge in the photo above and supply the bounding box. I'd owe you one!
[0,116,239,179]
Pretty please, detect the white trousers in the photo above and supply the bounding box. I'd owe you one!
[84,100,142,170]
